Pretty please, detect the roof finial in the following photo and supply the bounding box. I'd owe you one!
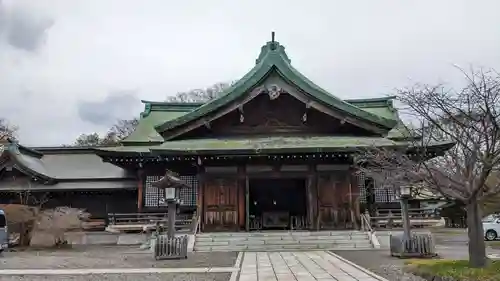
[271,31,275,43]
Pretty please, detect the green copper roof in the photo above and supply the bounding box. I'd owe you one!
[95,145,154,154]
[154,40,398,136]
[347,96,412,140]
[96,136,454,156]
[121,101,201,145]
[120,96,409,144]
[100,136,401,155]
[150,136,400,155]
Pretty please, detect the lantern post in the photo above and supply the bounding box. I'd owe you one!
[153,170,186,239]
[399,185,412,241]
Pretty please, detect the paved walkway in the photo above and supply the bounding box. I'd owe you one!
[0,267,239,275]
[239,251,385,281]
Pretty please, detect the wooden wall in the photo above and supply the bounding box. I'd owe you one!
[199,165,359,232]
[0,189,138,219]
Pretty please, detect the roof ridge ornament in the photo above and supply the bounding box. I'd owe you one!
[270,31,276,50]
[255,31,291,64]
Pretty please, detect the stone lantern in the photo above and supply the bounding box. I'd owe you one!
[398,185,412,241]
[152,170,189,239]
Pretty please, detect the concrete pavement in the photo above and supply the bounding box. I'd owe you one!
[239,251,386,281]
[0,267,239,275]
[0,250,385,280]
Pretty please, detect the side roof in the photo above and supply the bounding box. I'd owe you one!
[154,39,398,137]
[121,101,202,145]
[0,139,131,182]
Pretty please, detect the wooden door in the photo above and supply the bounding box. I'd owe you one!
[317,175,337,229]
[317,174,351,229]
[203,177,239,231]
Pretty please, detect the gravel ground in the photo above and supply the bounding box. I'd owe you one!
[0,273,230,281]
[0,246,238,269]
[333,250,426,281]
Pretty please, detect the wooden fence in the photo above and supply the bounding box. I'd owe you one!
[367,208,442,229]
[107,212,197,233]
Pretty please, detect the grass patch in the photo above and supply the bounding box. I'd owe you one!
[486,241,500,249]
[406,259,500,281]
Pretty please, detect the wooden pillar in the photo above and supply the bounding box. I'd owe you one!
[237,165,246,230]
[306,164,318,230]
[350,167,361,229]
[245,176,249,232]
[197,164,205,232]
[312,165,318,230]
[137,169,144,212]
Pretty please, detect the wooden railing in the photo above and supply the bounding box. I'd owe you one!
[82,219,107,231]
[360,213,373,233]
[188,212,200,235]
[107,212,196,233]
[367,208,442,229]
[108,212,191,225]
[375,208,441,220]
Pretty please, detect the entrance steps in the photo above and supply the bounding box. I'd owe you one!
[194,230,373,252]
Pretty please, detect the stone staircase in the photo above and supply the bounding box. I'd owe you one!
[194,230,373,252]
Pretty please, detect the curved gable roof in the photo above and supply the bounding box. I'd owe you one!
[154,40,397,137]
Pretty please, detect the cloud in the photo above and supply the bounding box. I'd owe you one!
[0,0,54,52]
[0,0,499,147]
[77,90,140,127]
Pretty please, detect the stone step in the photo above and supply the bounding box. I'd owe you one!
[195,234,369,242]
[195,238,369,244]
[194,231,372,252]
[194,239,371,247]
[196,231,365,238]
[193,243,373,252]
[195,238,368,243]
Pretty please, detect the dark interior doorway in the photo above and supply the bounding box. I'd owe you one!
[248,178,307,230]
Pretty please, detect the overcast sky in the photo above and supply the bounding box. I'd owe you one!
[1,0,499,146]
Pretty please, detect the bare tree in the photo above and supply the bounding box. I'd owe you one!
[74,80,234,147]
[0,118,17,140]
[101,118,139,145]
[1,180,50,246]
[107,118,138,139]
[355,68,500,268]
[166,82,233,102]
[72,118,138,146]
[73,132,102,146]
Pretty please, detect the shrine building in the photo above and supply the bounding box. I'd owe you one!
[0,36,453,232]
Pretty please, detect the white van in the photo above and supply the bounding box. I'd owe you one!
[483,214,500,241]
